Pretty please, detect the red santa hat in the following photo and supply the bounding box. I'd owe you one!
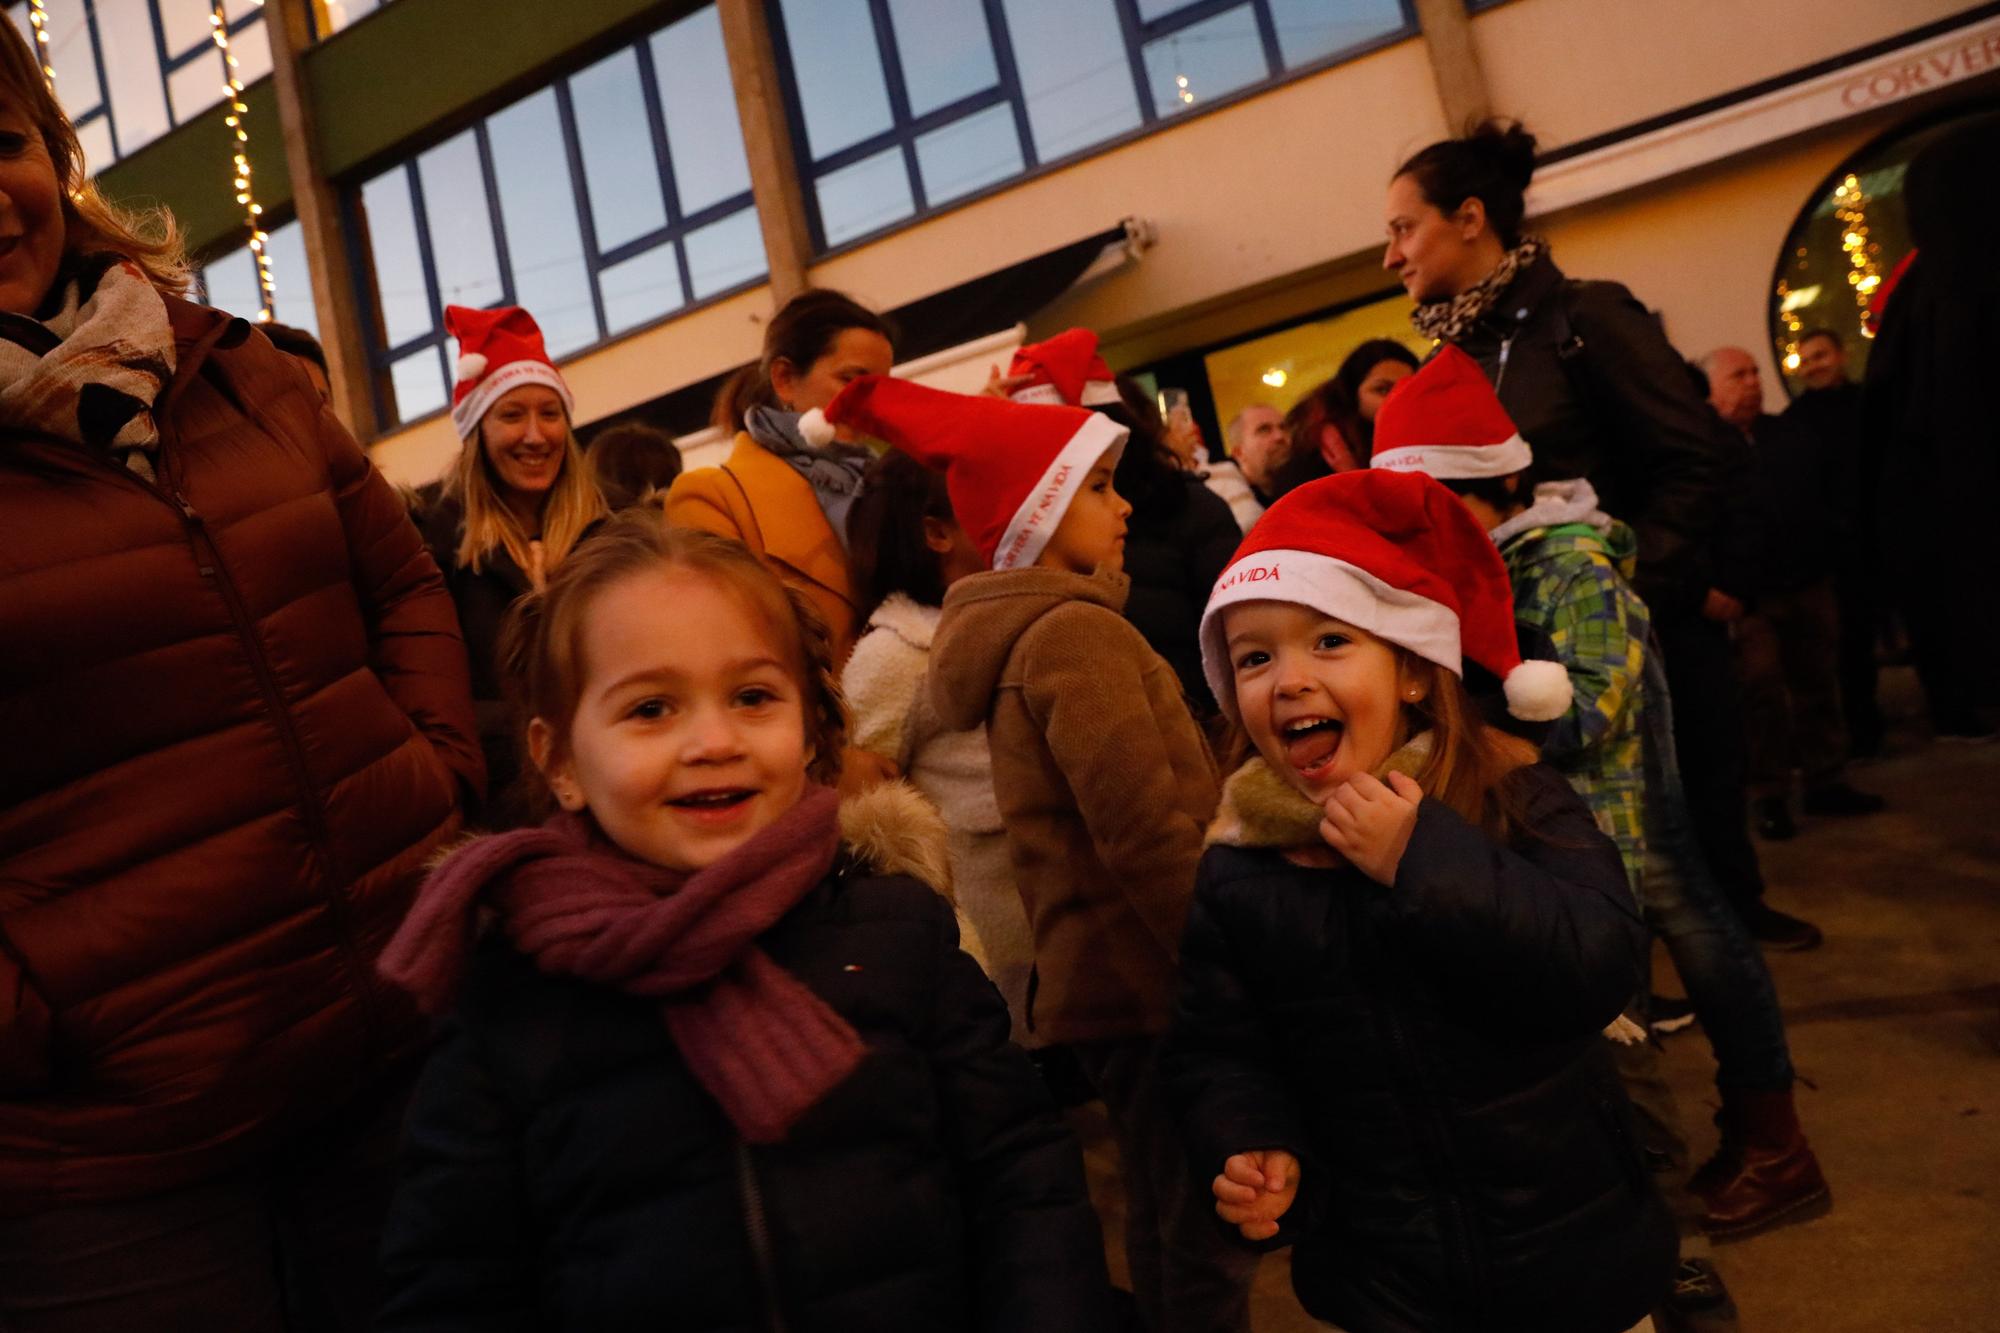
[809,374,1126,570]
[446,304,574,439]
[1368,345,1531,479]
[1199,469,1571,723]
[1006,327,1123,408]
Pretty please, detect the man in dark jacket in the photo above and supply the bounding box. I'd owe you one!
[1704,347,1883,838]
[1783,329,1884,756]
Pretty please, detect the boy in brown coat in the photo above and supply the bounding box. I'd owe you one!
[819,377,1248,1333]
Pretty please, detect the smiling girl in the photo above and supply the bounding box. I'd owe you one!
[416,304,608,816]
[375,515,1110,1331]
[1165,470,1675,1333]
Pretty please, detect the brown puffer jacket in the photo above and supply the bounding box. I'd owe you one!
[928,567,1218,1044]
[0,297,481,1213]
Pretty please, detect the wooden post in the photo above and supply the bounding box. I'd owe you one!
[265,0,379,439]
[1410,0,1493,134]
[716,0,812,305]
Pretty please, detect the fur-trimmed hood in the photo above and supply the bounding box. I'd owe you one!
[1207,737,1434,849]
[839,780,989,969]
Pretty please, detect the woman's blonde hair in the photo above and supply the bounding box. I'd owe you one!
[448,406,608,576]
[499,514,848,815]
[0,22,188,294]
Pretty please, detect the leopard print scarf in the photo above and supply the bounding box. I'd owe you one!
[1409,235,1548,345]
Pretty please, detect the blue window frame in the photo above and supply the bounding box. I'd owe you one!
[352,4,764,430]
[193,216,318,333]
[767,0,1415,251]
[8,0,269,172]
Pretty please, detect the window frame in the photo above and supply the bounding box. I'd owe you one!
[346,17,765,432]
[767,0,1418,255]
[23,0,269,168]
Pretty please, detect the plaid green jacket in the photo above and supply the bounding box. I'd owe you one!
[1499,518,1650,883]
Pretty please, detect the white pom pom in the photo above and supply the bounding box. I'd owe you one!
[797,407,836,448]
[1504,659,1573,722]
[455,352,488,384]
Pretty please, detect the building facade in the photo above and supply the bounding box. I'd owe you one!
[33,0,2000,484]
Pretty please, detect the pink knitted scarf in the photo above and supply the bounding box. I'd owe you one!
[379,784,863,1143]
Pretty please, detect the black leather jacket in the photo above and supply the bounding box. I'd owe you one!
[1447,257,1725,616]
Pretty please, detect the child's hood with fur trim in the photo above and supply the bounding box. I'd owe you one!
[839,780,988,970]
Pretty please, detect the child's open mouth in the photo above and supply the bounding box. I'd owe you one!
[1280,715,1345,780]
[666,788,757,823]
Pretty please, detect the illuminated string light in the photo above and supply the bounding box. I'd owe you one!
[27,1,56,94]
[1175,73,1194,106]
[211,0,274,322]
[1831,173,1881,340]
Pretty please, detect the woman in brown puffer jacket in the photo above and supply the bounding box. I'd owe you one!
[0,25,480,1332]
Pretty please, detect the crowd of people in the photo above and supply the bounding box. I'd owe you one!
[4,10,1996,1329]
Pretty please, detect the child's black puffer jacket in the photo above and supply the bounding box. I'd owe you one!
[379,791,1112,1332]
[1166,762,1675,1333]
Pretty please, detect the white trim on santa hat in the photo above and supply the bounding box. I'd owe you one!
[1010,379,1123,408]
[1371,432,1533,480]
[991,410,1129,570]
[1198,548,1463,721]
[451,358,575,440]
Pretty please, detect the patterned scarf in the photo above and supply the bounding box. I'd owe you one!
[1409,235,1548,346]
[0,256,175,479]
[744,403,871,553]
[380,785,864,1144]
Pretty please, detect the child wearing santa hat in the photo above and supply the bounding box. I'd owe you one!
[1002,327,1243,715]
[1162,467,1675,1333]
[815,374,1258,1333]
[1372,348,1829,1257]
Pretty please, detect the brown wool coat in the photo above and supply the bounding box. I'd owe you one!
[0,297,481,1213]
[929,566,1218,1043]
[664,432,860,663]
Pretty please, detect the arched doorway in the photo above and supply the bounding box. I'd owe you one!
[1767,99,1999,398]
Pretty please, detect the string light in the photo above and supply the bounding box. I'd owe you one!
[1175,73,1194,106]
[210,0,274,322]
[1831,173,1881,340]
[27,1,56,93]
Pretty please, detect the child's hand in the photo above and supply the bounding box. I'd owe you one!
[1213,1149,1300,1241]
[1319,771,1423,886]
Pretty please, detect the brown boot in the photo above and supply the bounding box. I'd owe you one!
[1695,1087,1831,1239]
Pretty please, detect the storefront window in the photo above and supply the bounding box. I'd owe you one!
[769,0,1414,250]
[1768,108,1987,394]
[1202,290,1423,445]
[8,0,269,172]
[354,4,764,429]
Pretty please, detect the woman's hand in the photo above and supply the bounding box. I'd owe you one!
[1212,1149,1300,1241]
[1319,771,1422,886]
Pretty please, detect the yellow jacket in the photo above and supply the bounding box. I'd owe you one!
[664,432,860,662]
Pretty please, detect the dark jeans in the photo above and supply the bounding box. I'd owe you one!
[0,1067,412,1333]
[1737,579,1848,794]
[1641,788,1796,1091]
[1654,609,1766,916]
[1072,1036,1258,1333]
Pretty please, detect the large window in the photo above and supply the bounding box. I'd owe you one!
[769,0,1413,249]
[195,217,317,333]
[355,4,764,429]
[8,0,270,172]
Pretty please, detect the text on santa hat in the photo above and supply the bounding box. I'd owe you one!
[999,464,1072,567]
[1217,563,1282,591]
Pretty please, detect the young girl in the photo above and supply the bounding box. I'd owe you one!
[841,453,1036,1042]
[375,514,1111,1331]
[1166,469,1675,1333]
